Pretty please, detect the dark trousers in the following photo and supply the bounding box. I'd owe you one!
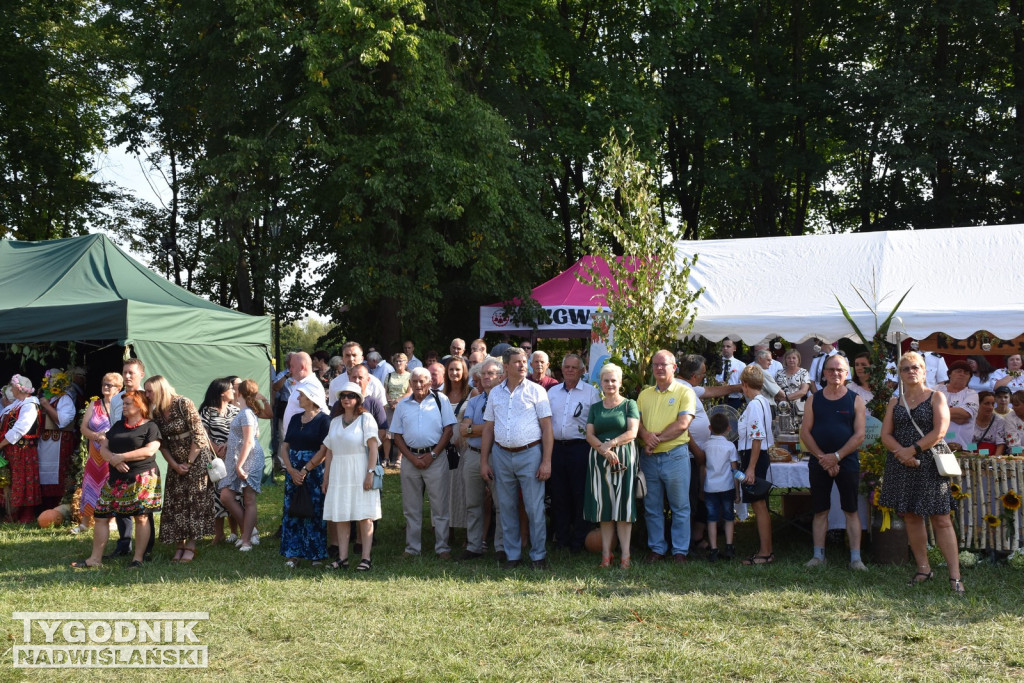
[549,439,591,551]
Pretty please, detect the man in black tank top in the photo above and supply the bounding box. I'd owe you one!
[799,354,868,570]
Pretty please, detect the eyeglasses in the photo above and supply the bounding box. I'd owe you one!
[899,366,922,373]
[480,371,501,377]
[101,383,120,389]
[339,393,359,400]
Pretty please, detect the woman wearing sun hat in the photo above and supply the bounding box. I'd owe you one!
[0,374,42,522]
[279,384,331,568]
[321,381,381,571]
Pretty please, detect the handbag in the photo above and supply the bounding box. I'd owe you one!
[207,457,227,484]
[289,482,316,519]
[371,464,385,491]
[433,392,465,470]
[634,469,647,499]
[900,390,962,478]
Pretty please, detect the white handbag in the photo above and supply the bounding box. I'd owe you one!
[900,391,962,478]
[207,457,227,483]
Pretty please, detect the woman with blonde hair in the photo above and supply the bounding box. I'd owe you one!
[383,352,412,467]
[220,379,267,552]
[584,363,640,568]
[145,375,216,563]
[879,351,962,593]
[738,364,776,565]
[75,372,123,531]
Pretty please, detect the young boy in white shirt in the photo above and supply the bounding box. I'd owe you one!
[704,412,740,561]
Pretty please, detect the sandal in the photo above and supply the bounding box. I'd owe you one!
[71,559,101,569]
[327,558,349,570]
[620,557,631,569]
[908,570,934,586]
[742,553,775,565]
[355,558,372,572]
[599,555,613,569]
[170,548,185,563]
[179,548,196,564]
[127,560,144,569]
[949,577,965,594]
[285,559,299,569]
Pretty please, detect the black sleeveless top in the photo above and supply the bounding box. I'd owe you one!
[809,389,860,466]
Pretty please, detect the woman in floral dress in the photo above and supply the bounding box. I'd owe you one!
[146,375,216,563]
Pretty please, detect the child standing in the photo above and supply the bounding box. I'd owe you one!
[704,412,739,561]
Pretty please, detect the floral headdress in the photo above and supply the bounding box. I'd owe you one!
[10,374,35,394]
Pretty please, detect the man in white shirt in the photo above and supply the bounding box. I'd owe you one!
[328,342,386,407]
[366,351,394,384]
[753,344,784,378]
[281,352,326,450]
[403,340,424,370]
[924,351,949,389]
[480,347,554,569]
[807,340,838,391]
[716,338,744,410]
[391,368,457,559]
[548,353,600,553]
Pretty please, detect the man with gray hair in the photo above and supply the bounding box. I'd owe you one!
[391,367,457,559]
[548,353,599,553]
[480,347,554,569]
[458,356,505,560]
[366,351,394,384]
[528,350,558,389]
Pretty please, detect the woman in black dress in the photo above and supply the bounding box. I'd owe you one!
[879,351,962,593]
[71,391,161,569]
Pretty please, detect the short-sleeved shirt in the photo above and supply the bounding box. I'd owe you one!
[1004,411,1024,451]
[484,379,552,448]
[972,415,1007,450]
[636,382,696,452]
[463,393,489,449]
[390,391,457,448]
[549,381,600,441]
[677,379,710,448]
[105,419,161,480]
[284,412,331,452]
[737,395,774,451]
[201,404,239,444]
[703,434,740,492]
[587,398,639,442]
[938,386,979,446]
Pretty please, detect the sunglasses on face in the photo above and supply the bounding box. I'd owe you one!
[339,393,359,401]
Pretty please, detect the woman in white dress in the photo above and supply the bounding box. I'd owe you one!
[322,381,381,571]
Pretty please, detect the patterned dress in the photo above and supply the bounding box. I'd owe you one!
[201,403,240,518]
[220,407,265,494]
[93,420,162,517]
[152,396,216,542]
[1,398,42,509]
[80,399,112,526]
[584,398,640,523]
[281,412,331,561]
[879,393,952,516]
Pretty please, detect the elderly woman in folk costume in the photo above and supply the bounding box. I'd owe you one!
[36,369,81,510]
[0,375,43,523]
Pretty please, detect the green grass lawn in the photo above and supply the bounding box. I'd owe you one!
[1,471,1022,682]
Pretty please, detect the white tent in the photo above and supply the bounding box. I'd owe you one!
[679,224,1024,345]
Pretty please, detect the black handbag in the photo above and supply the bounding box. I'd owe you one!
[742,476,774,501]
[434,392,466,470]
[289,482,315,519]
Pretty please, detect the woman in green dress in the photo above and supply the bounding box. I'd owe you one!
[584,363,640,569]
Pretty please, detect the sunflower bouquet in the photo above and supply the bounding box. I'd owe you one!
[40,369,69,400]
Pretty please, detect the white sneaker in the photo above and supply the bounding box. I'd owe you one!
[805,557,827,567]
[250,529,260,546]
[239,544,253,552]
[849,560,868,571]
[225,533,239,544]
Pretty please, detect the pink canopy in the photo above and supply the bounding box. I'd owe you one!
[479,256,617,337]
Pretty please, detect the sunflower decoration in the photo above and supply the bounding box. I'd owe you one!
[984,514,1001,528]
[950,482,970,501]
[1002,490,1022,512]
[871,489,896,531]
[41,369,70,400]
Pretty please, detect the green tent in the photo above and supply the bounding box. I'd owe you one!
[0,233,274,473]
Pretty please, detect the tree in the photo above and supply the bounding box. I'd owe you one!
[581,129,702,391]
[0,0,123,239]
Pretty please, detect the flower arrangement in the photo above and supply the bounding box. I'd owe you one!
[1008,547,1024,570]
[859,442,888,499]
[959,550,978,568]
[871,489,895,531]
[984,514,1001,529]
[40,369,69,400]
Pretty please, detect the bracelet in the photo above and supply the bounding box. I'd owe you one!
[913,442,923,455]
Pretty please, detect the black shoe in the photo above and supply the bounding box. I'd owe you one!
[722,544,735,560]
[495,550,508,563]
[459,550,484,561]
[708,548,719,562]
[501,559,521,570]
[103,545,131,560]
[531,558,549,570]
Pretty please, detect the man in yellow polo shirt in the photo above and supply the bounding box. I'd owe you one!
[637,350,696,564]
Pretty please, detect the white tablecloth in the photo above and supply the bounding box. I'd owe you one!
[760,460,868,531]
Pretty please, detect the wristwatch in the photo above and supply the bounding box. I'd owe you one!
[913,443,923,455]
[431,451,440,460]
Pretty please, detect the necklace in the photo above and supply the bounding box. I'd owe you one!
[300,410,318,425]
[342,415,356,427]
[125,419,144,429]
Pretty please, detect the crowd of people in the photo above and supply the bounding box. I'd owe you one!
[3,335,1009,593]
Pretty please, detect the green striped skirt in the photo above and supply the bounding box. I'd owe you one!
[584,442,638,523]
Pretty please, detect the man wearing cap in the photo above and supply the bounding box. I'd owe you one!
[391,367,457,558]
[995,385,1013,419]
[548,353,599,554]
[479,347,554,569]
